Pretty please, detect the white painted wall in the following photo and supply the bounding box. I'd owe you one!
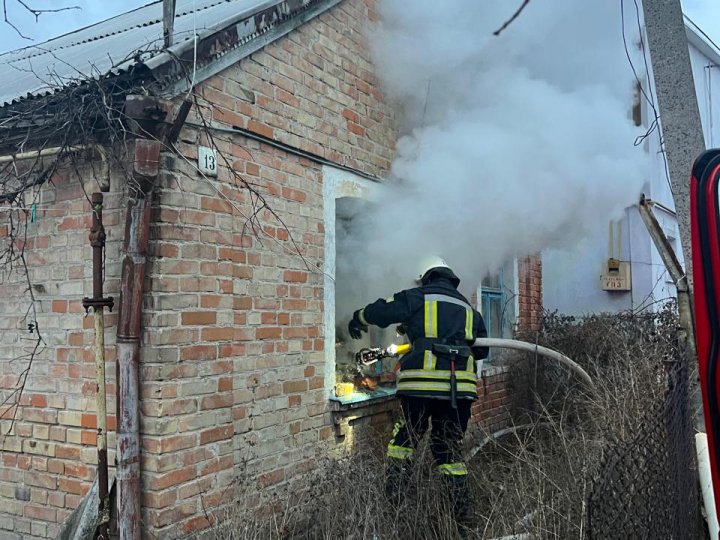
[544,21,718,316]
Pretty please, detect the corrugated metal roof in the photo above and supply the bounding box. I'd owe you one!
[0,0,276,105]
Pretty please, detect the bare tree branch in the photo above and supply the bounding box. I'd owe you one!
[3,0,80,40]
[494,0,532,36]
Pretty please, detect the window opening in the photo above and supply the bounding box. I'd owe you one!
[481,271,505,362]
[481,271,505,338]
[333,197,396,404]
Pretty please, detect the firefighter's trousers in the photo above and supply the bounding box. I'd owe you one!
[385,396,472,522]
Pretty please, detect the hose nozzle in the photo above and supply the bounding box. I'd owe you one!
[355,343,411,366]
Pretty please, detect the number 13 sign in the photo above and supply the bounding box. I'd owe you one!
[198,146,218,177]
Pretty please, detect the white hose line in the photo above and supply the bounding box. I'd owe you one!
[473,337,593,389]
[696,432,720,539]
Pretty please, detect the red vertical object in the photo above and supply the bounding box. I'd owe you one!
[690,149,720,526]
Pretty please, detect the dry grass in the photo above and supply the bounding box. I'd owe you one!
[214,304,687,540]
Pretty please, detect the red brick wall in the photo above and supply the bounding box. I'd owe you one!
[518,254,543,332]
[192,0,395,179]
[471,367,514,434]
[0,167,124,539]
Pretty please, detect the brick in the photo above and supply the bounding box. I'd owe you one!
[56,445,80,460]
[283,270,308,283]
[25,505,56,522]
[247,119,274,138]
[199,455,234,476]
[181,311,217,325]
[201,327,234,342]
[180,515,212,535]
[24,471,55,490]
[256,327,281,340]
[64,462,88,479]
[218,247,246,263]
[149,466,196,491]
[342,108,360,123]
[200,393,233,410]
[48,491,65,508]
[288,395,301,407]
[180,345,217,361]
[48,459,64,474]
[258,468,285,487]
[30,395,48,408]
[283,380,307,394]
[282,187,306,202]
[160,434,197,453]
[143,489,178,509]
[199,425,233,445]
[58,478,86,495]
[347,121,365,136]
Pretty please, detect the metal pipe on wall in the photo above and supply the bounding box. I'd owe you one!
[82,192,114,539]
[116,190,153,540]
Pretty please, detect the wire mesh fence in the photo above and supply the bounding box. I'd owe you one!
[587,356,701,539]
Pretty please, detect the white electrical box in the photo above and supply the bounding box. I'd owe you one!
[198,146,218,177]
[601,258,631,291]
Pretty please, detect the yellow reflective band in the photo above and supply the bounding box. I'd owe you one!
[386,295,395,303]
[423,350,436,370]
[466,355,474,372]
[396,381,478,393]
[424,300,438,338]
[387,444,414,460]
[438,462,468,476]
[424,301,430,336]
[358,309,369,326]
[465,309,473,341]
[398,369,478,383]
[389,420,404,444]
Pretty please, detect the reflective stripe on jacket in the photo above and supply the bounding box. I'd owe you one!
[359,278,488,400]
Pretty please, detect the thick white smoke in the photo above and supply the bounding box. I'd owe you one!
[337,0,648,317]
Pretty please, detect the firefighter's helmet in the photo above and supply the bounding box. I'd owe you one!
[417,256,452,283]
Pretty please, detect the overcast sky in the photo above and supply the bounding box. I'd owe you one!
[0,0,718,57]
[0,0,150,54]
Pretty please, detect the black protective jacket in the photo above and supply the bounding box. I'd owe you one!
[358,277,488,400]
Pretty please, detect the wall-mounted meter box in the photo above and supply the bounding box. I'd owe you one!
[601,258,631,291]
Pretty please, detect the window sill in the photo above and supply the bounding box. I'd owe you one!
[329,386,396,412]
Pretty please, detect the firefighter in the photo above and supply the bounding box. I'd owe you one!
[348,256,488,528]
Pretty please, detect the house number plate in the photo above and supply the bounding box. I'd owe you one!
[198,146,218,177]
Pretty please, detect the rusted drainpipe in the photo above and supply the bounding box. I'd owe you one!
[82,192,114,539]
[115,95,181,539]
[116,139,160,540]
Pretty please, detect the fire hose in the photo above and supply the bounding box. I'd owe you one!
[356,338,593,389]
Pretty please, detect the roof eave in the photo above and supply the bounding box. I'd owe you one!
[684,15,720,66]
[145,0,343,100]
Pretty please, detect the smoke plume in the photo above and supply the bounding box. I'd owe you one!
[337,0,648,317]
